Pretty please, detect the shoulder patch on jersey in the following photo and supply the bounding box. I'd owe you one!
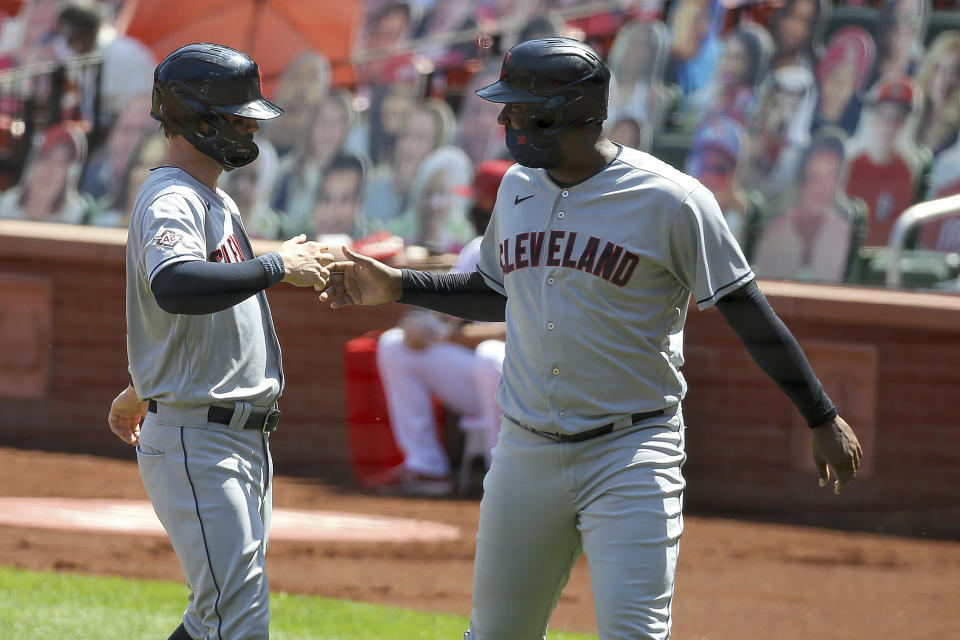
[155,230,183,249]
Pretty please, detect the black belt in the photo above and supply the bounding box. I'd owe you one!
[508,409,665,443]
[147,399,281,433]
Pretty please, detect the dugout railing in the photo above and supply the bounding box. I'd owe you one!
[886,193,960,289]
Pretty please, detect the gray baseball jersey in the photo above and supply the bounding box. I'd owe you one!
[126,166,283,420]
[476,145,753,435]
[468,144,752,640]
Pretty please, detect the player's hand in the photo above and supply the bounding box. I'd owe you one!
[810,415,862,494]
[319,246,402,308]
[278,234,335,288]
[108,384,147,445]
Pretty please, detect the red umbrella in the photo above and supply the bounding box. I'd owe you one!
[116,0,363,95]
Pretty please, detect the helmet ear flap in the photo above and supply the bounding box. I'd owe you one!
[526,105,568,137]
[526,84,595,137]
[154,88,201,137]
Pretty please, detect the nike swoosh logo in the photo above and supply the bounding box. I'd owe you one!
[514,194,534,205]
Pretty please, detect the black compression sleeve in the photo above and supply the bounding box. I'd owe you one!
[151,253,285,315]
[715,280,838,428]
[399,270,507,321]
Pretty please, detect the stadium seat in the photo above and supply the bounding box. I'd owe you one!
[848,245,960,288]
[844,198,870,282]
[926,10,960,46]
[825,6,879,42]
[740,190,769,264]
[650,130,694,171]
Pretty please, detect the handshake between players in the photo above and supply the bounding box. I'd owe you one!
[277,234,336,289]
[107,234,333,447]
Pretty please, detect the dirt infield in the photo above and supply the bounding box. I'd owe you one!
[1,446,958,639]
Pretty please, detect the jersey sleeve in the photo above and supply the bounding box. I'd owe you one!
[135,193,208,283]
[667,185,754,310]
[476,203,506,296]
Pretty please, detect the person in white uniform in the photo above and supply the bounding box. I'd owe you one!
[106,43,333,640]
[369,160,513,496]
[319,38,863,640]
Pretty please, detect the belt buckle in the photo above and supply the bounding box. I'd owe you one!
[261,408,281,433]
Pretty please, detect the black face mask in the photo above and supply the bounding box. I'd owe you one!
[504,127,563,169]
[163,111,259,171]
[186,114,260,171]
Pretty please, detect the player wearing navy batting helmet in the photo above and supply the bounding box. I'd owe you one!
[108,43,334,640]
[474,37,610,168]
[321,37,863,640]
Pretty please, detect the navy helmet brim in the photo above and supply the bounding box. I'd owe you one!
[212,98,284,120]
[475,79,547,104]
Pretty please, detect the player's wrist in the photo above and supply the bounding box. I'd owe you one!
[258,253,286,287]
[809,409,840,430]
[389,267,403,301]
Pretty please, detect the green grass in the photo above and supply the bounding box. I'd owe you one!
[0,567,598,639]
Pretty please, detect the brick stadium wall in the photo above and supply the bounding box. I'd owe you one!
[681,282,960,536]
[2,221,959,536]
[0,221,411,480]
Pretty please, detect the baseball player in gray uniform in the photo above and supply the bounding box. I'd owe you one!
[107,43,332,640]
[320,38,863,640]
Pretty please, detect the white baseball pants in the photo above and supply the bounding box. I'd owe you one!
[377,327,505,476]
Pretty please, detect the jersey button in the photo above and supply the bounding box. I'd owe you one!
[547,277,555,285]
[557,211,565,219]
[547,322,555,330]
[561,190,569,197]
[559,411,566,419]
[552,367,560,376]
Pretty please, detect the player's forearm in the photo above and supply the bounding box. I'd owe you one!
[151,254,285,315]
[715,280,837,428]
[448,322,506,349]
[399,270,507,321]
[457,322,507,341]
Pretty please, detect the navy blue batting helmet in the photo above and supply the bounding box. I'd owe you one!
[151,43,283,169]
[476,37,610,136]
